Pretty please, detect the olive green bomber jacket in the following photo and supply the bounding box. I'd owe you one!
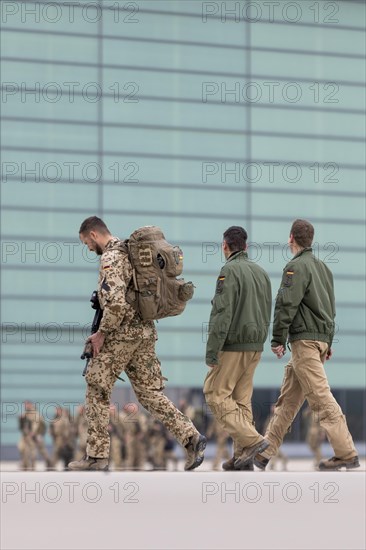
[206,251,272,365]
[271,248,336,348]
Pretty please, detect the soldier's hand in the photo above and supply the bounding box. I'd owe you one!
[326,348,332,361]
[88,331,105,357]
[271,345,285,359]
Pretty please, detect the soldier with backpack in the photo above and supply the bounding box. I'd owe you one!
[68,216,206,471]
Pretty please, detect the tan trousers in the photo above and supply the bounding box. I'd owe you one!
[263,340,357,461]
[203,351,264,455]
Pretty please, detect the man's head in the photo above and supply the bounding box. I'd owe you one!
[222,226,248,258]
[79,216,111,255]
[288,219,314,253]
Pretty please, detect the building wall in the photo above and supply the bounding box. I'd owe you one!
[1,1,365,449]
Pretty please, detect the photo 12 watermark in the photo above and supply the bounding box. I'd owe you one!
[201,320,340,345]
[1,240,100,264]
[201,480,340,503]
[1,322,93,344]
[2,480,140,504]
[1,161,140,184]
[200,241,340,264]
[1,400,143,424]
[201,2,340,24]
[201,161,340,185]
[202,81,340,105]
[1,1,140,24]
[2,82,140,104]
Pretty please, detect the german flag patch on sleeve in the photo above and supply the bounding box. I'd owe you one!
[284,270,294,287]
[216,275,225,294]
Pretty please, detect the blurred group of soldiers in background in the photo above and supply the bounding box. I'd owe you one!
[18,399,325,471]
[18,399,195,471]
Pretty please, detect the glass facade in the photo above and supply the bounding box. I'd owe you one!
[1,0,365,450]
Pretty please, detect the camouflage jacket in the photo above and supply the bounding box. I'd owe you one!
[97,238,156,339]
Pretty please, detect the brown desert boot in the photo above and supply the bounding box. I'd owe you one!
[234,439,269,470]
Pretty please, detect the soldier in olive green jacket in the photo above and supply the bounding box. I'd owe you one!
[255,219,359,472]
[271,245,335,349]
[204,226,272,471]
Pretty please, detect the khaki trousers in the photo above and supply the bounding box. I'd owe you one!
[203,351,264,455]
[263,340,357,460]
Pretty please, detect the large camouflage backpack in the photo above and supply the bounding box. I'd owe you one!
[124,226,194,321]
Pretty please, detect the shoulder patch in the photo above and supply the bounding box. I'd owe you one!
[283,270,294,287]
[216,276,225,294]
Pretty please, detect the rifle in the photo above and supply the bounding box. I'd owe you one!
[81,291,103,377]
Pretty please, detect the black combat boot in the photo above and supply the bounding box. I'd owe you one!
[223,457,254,471]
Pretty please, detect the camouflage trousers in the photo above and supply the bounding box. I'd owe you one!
[18,436,36,470]
[85,333,198,459]
[110,435,124,468]
[125,434,146,469]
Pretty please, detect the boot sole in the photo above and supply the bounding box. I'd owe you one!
[68,467,109,471]
[319,460,360,471]
[68,464,109,471]
[185,436,207,471]
[253,456,269,471]
[235,440,269,470]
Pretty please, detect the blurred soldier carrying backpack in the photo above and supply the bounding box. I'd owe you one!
[18,401,36,470]
[50,407,74,470]
[18,401,51,470]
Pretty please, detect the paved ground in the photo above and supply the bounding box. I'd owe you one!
[1,467,365,550]
[2,456,366,472]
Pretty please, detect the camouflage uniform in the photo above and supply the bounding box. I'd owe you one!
[303,406,325,466]
[123,410,147,470]
[18,410,36,470]
[108,406,125,469]
[263,411,288,471]
[30,409,51,467]
[18,403,51,470]
[206,417,230,470]
[85,238,199,459]
[50,408,74,469]
[147,419,168,469]
[74,406,88,461]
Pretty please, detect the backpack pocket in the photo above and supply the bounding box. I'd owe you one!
[158,244,184,277]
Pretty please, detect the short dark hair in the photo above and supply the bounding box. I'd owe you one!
[79,216,110,235]
[223,226,248,251]
[290,219,314,248]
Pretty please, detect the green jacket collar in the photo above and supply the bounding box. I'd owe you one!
[226,250,248,263]
[292,247,312,260]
